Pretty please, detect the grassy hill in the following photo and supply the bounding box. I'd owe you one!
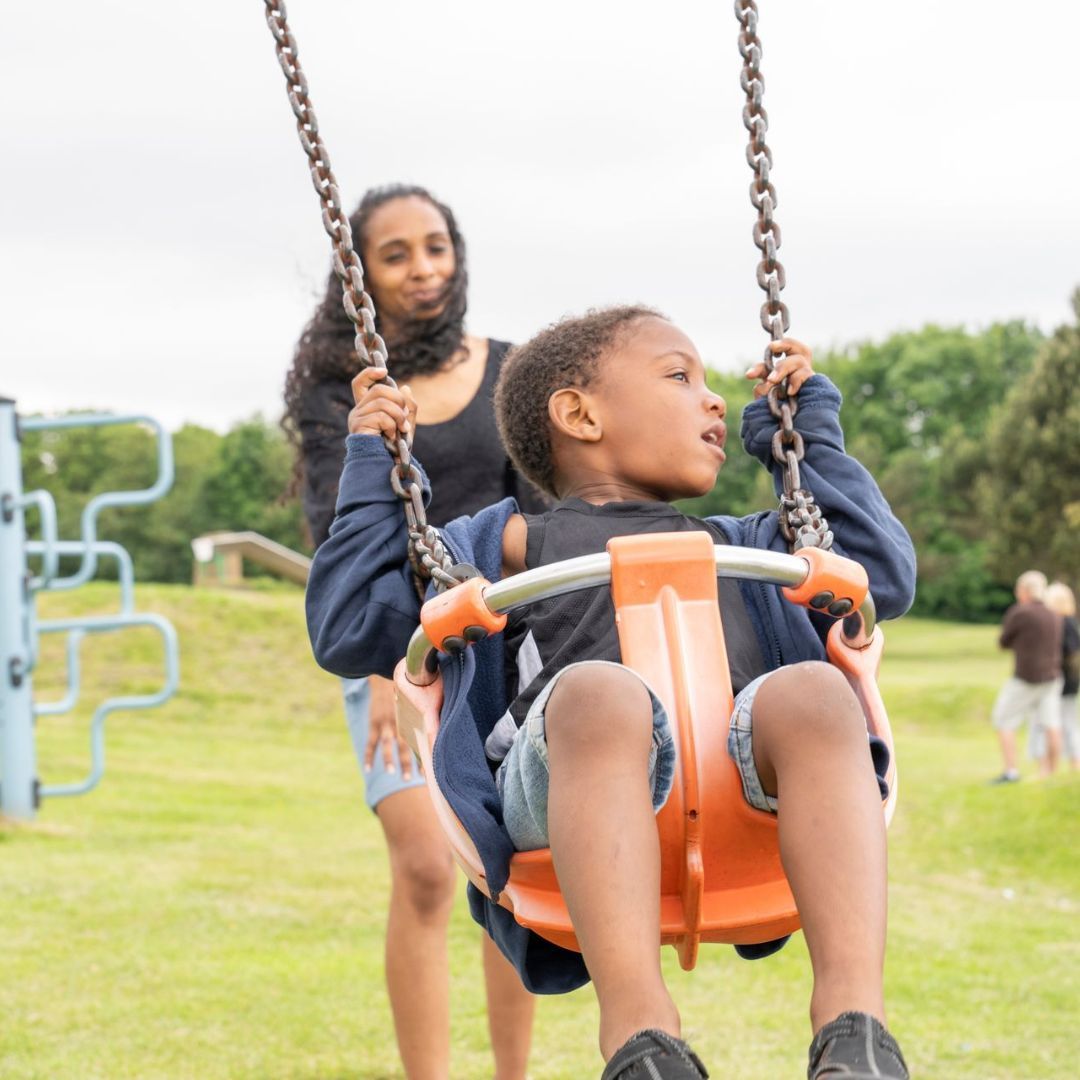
[2,583,1078,1078]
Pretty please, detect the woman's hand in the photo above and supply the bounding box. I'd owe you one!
[348,366,418,440]
[745,338,815,399]
[364,673,415,780]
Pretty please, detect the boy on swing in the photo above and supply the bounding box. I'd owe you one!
[307,306,916,1079]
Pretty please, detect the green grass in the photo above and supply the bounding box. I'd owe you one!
[2,586,1078,1078]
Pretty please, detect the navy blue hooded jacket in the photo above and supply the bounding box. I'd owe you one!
[306,374,916,993]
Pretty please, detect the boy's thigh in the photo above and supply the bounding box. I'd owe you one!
[727,666,891,813]
[498,661,674,852]
[341,677,426,811]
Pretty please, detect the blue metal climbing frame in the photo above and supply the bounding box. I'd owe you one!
[0,399,180,820]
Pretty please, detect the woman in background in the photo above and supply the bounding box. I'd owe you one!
[1040,582,1079,772]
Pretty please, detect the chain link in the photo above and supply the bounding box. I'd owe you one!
[735,0,832,552]
[263,0,457,595]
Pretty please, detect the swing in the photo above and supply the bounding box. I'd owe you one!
[396,537,895,968]
[263,0,899,969]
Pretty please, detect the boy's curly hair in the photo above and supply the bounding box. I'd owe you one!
[494,305,664,497]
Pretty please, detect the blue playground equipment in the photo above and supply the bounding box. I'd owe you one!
[0,398,180,821]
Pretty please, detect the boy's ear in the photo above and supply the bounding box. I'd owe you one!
[548,387,602,443]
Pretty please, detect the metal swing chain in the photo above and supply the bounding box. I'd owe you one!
[735,0,833,552]
[263,0,458,595]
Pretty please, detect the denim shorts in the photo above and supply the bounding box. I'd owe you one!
[497,662,779,852]
[342,677,426,811]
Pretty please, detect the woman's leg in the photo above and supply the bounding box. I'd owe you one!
[482,932,536,1080]
[748,662,889,1032]
[376,786,457,1080]
[1038,726,1062,777]
[543,665,679,1061]
[1063,697,1080,768]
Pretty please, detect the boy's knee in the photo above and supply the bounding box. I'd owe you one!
[545,665,653,749]
[757,662,863,743]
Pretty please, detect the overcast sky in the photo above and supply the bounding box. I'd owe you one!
[3,1,1078,431]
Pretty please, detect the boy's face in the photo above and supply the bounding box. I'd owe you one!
[585,317,728,501]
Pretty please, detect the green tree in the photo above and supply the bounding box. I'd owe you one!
[200,417,307,554]
[20,415,305,584]
[817,322,1042,620]
[978,291,1080,587]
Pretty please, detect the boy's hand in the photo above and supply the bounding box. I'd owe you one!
[349,367,418,440]
[745,338,814,399]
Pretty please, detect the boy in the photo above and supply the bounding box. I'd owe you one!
[307,306,917,1079]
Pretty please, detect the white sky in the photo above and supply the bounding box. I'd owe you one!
[3,1,1078,431]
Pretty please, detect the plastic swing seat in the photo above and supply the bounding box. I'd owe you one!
[395,531,897,971]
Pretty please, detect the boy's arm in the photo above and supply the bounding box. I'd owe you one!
[305,434,426,679]
[741,374,917,620]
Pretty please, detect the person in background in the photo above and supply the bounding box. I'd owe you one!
[989,570,1064,783]
[284,184,543,1079]
[1030,582,1079,773]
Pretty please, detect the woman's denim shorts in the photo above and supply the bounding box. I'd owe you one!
[496,662,777,852]
[342,677,426,811]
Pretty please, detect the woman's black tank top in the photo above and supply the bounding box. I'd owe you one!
[411,339,547,526]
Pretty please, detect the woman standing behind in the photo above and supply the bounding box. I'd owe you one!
[284,185,543,1079]
[1044,582,1079,771]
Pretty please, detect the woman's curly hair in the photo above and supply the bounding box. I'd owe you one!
[494,305,663,497]
[282,184,468,488]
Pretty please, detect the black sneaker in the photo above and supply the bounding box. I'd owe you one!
[601,1029,709,1079]
[807,1012,909,1079]
[989,770,1021,785]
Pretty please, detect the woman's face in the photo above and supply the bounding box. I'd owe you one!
[360,195,456,329]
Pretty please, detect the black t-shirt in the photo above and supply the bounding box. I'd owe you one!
[497,499,768,736]
[1062,616,1080,697]
[298,339,547,546]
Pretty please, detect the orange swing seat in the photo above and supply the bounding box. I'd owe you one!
[395,530,896,970]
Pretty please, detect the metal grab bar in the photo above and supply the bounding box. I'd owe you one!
[405,545,878,684]
[19,414,174,591]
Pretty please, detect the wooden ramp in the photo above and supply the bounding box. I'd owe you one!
[191,531,311,587]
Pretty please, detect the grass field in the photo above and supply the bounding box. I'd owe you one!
[2,583,1078,1079]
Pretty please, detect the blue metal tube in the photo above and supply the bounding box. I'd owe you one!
[0,399,37,819]
[20,414,174,591]
[22,541,135,679]
[32,630,84,718]
[21,489,58,590]
[38,614,180,799]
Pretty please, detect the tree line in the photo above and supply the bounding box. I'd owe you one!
[18,294,1080,621]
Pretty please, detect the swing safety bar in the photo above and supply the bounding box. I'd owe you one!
[405,545,877,685]
[394,534,894,968]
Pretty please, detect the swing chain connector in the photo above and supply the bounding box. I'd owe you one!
[263,0,458,596]
[736,0,832,554]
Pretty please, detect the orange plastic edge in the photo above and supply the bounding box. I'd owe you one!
[420,576,507,652]
[782,546,869,613]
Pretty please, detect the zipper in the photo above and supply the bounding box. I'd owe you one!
[744,513,784,668]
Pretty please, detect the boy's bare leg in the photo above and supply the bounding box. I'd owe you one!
[749,662,888,1033]
[544,665,680,1061]
[378,786,457,1080]
[483,932,535,1080]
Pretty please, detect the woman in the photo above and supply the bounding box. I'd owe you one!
[1040,582,1079,772]
[284,185,544,1079]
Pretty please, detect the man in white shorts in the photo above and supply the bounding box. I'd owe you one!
[991,570,1064,783]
